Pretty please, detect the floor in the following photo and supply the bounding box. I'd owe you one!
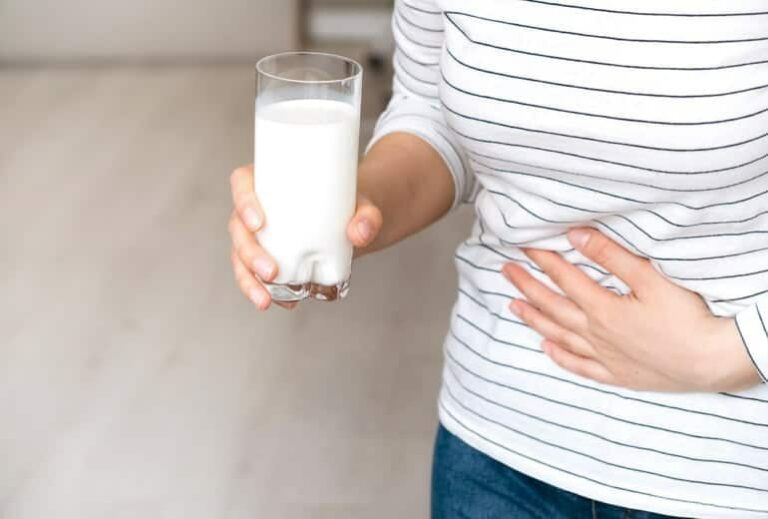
[0,64,473,518]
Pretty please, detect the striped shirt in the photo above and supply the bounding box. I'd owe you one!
[368,1,768,517]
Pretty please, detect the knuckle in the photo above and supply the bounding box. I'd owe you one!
[589,241,611,264]
[587,307,614,333]
[233,239,247,260]
[516,276,535,296]
[227,214,238,236]
[560,330,580,348]
[546,269,565,288]
[234,192,248,210]
[233,267,247,286]
[240,244,256,265]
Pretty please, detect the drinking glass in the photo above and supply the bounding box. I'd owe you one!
[254,52,363,302]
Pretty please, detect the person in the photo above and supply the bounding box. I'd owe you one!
[228,1,768,517]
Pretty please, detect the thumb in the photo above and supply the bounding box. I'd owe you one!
[567,227,657,293]
[348,193,383,248]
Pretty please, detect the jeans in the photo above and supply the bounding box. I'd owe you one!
[431,425,683,519]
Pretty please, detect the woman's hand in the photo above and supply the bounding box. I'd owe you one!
[228,164,382,311]
[503,228,761,392]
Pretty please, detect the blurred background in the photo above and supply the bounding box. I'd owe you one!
[0,1,473,518]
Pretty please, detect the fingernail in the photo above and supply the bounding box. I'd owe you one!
[249,288,268,309]
[510,300,522,317]
[253,258,276,281]
[244,208,261,230]
[357,220,373,243]
[568,229,591,250]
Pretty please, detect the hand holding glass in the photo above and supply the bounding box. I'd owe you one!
[254,52,363,302]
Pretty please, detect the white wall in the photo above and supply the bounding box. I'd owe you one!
[0,0,298,63]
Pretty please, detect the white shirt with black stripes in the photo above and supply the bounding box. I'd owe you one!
[369,1,768,517]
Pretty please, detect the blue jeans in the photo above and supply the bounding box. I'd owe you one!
[431,425,683,519]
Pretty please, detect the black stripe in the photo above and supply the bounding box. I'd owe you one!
[664,265,768,282]
[451,322,768,429]
[472,157,768,221]
[736,317,768,383]
[456,253,503,274]
[395,15,442,49]
[443,14,768,71]
[446,110,768,174]
[445,10,768,44]
[396,43,439,67]
[445,363,768,475]
[446,47,768,100]
[457,314,540,354]
[458,286,525,327]
[397,4,443,33]
[472,151,768,193]
[394,75,439,99]
[443,82,768,152]
[442,73,768,128]
[487,187,768,243]
[721,392,768,404]
[440,402,768,514]
[505,0,768,18]
[447,328,768,449]
[395,56,438,86]
[400,0,440,16]
[467,151,768,194]
[712,287,768,304]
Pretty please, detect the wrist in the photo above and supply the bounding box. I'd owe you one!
[701,318,762,392]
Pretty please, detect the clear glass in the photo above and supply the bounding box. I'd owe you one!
[254,52,363,302]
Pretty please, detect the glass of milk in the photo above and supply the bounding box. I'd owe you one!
[254,52,362,302]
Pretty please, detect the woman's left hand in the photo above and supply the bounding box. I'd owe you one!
[503,228,761,393]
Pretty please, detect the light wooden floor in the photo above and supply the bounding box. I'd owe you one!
[0,66,473,518]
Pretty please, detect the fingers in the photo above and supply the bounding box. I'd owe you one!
[231,247,272,311]
[347,194,383,248]
[543,340,615,385]
[510,300,596,358]
[230,165,264,232]
[228,211,278,282]
[522,248,620,313]
[567,228,658,296]
[503,262,587,331]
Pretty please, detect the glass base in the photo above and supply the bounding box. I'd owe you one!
[265,279,350,303]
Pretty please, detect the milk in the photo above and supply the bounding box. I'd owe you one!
[254,99,359,288]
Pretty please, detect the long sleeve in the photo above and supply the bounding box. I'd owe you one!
[366,0,476,209]
[735,303,768,383]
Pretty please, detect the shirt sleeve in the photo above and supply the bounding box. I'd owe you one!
[366,0,476,209]
[735,303,768,383]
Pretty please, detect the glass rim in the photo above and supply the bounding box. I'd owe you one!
[256,51,363,85]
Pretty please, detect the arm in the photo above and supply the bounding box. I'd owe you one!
[354,132,454,257]
[356,0,475,254]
